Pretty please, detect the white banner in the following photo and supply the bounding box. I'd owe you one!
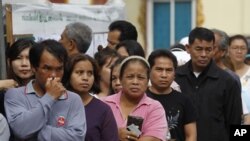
[7,2,125,56]
[11,2,125,34]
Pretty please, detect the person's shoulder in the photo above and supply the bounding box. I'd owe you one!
[171,90,184,97]
[169,90,189,101]
[92,97,110,108]
[65,91,85,110]
[172,89,182,95]
[91,98,114,115]
[65,90,82,101]
[103,93,118,103]
[5,87,25,98]
[211,64,235,81]
[225,69,240,81]
[66,90,77,96]
[176,62,190,75]
[219,68,238,82]
[144,96,166,117]
[225,69,238,76]
[145,95,163,108]
[177,90,193,102]
[176,62,188,70]
[6,87,25,92]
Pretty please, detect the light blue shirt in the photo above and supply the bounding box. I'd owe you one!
[4,80,86,141]
[0,113,10,141]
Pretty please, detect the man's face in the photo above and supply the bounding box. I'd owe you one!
[150,57,175,94]
[186,39,214,72]
[107,30,121,49]
[33,50,64,92]
[213,33,226,62]
[59,29,72,55]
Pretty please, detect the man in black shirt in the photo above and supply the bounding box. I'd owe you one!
[175,27,242,141]
[147,49,197,141]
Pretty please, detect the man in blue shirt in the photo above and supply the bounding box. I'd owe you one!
[4,40,86,141]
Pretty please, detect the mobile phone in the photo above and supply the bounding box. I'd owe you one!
[127,115,144,137]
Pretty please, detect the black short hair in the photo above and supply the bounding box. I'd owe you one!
[189,27,215,45]
[94,47,119,69]
[109,20,138,41]
[148,49,178,70]
[115,40,145,57]
[29,39,68,69]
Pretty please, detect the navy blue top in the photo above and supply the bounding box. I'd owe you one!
[85,97,119,141]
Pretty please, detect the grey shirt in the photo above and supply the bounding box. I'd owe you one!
[0,113,10,141]
[4,80,86,141]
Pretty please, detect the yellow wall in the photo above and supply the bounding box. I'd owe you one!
[202,0,250,36]
[124,0,250,47]
[123,0,145,48]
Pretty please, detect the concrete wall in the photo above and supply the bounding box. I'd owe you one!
[202,0,250,36]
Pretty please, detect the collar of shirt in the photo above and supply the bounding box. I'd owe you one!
[176,60,220,79]
[25,80,68,100]
[105,91,151,109]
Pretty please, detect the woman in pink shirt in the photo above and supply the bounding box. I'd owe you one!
[104,56,168,141]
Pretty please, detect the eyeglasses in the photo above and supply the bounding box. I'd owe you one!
[230,46,247,52]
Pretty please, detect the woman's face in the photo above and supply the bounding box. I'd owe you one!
[111,65,122,93]
[121,61,149,99]
[11,47,33,79]
[228,39,248,64]
[70,60,94,94]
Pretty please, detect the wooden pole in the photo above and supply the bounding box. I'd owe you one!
[5,4,13,45]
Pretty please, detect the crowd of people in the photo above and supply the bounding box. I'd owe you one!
[0,19,250,141]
